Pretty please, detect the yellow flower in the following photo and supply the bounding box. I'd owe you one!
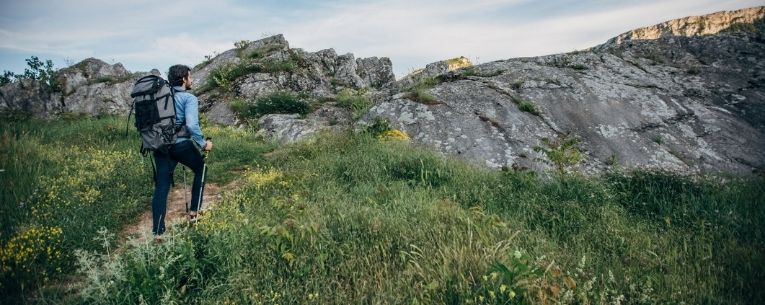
[246,168,283,188]
[377,129,410,141]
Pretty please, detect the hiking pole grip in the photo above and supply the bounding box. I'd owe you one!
[203,137,212,158]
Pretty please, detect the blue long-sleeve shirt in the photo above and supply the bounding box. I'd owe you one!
[173,86,205,147]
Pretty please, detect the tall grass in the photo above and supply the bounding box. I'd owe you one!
[0,115,274,303]
[68,131,764,304]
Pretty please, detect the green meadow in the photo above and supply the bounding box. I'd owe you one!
[1,115,763,304]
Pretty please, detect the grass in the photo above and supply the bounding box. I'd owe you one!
[0,115,274,302]
[512,96,541,116]
[230,91,312,120]
[406,77,441,105]
[336,88,372,119]
[3,116,764,304]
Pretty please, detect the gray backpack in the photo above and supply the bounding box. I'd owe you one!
[128,75,182,154]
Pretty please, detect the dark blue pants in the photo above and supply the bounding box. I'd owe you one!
[151,140,206,235]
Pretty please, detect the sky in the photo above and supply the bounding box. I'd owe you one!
[0,0,762,79]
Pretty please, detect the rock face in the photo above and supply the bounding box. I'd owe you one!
[0,58,138,117]
[361,14,765,174]
[192,34,396,127]
[396,56,473,90]
[256,103,353,144]
[0,79,61,116]
[601,6,765,47]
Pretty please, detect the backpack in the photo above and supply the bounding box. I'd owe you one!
[127,75,181,154]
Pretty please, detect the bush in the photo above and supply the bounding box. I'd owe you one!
[251,91,311,117]
[512,96,540,115]
[336,89,372,119]
[365,116,392,137]
[1,56,57,88]
[206,63,253,93]
[262,59,296,73]
[517,100,539,115]
[533,133,583,174]
[407,87,439,105]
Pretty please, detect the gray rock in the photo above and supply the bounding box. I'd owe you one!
[333,53,366,88]
[599,6,765,48]
[256,103,351,144]
[396,56,472,90]
[0,58,136,118]
[362,27,765,175]
[356,57,396,89]
[206,101,238,126]
[0,79,61,117]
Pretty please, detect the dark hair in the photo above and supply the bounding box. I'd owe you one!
[168,64,191,87]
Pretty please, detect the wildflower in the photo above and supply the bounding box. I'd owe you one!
[513,250,522,259]
[377,129,410,141]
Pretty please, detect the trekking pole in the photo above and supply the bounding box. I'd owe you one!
[183,167,189,214]
[194,137,211,213]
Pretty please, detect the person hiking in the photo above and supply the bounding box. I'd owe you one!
[151,64,213,238]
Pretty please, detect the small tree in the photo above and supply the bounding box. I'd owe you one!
[533,133,583,174]
[1,56,57,87]
[0,71,15,86]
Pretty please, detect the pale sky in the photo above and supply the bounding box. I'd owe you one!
[0,0,761,79]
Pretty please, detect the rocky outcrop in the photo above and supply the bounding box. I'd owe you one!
[0,58,138,117]
[600,6,765,47]
[256,103,352,144]
[396,56,472,90]
[361,19,765,175]
[190,34,396,126]
[0,79,61,117]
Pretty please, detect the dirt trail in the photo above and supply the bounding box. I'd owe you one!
[121,183,222,241]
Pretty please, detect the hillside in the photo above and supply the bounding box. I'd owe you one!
[1,116,764,304]
[1,7,765,304]
[2,7,763,176]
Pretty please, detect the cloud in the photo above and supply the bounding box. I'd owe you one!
[1,0,762,77]
[277,0,763,77]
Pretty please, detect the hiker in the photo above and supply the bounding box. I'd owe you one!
[151,64,213,237]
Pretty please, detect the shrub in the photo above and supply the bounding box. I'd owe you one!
[336,89,372,119]
[0,71,14,87]
[206,62,260,93]
[365,116,392,137]
[1,56,57,88]
[533,133,583,174]
[408,87,439,105]
[234,40,250,56]
[251,91,311,117]
[517,100,539,115]
[262,59,296,73]
[512,96,540,115]
[229,98,251,118]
